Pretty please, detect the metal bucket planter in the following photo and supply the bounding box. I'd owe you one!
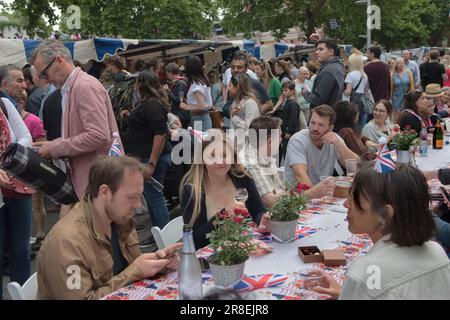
[396,150,411,164]
[209,256,247,288]
[269,219,298,242]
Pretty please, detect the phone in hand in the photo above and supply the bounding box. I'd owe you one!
[440,186,450,203]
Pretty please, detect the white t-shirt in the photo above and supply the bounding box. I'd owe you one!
[186,82,212,110]
[345,71,368,94]
[222,68,258,89]
[284,129,342,185]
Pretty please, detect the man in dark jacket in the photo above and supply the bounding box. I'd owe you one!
[301,40,345,109]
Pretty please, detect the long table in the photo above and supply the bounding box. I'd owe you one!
[102,141,450,300]
[103,198,372,300]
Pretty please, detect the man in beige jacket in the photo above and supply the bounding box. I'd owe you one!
[37,156,181,300]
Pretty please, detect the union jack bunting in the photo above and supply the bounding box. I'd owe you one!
[295,226,318,240]
[233,274,288,292]
[374,142,396,173]
[109,132,123,157]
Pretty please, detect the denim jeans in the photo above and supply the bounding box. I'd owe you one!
[142,153,172,230]
[0,196,32,299]
[191,115,212,131]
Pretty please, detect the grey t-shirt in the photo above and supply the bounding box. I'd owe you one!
[284,129,342,185]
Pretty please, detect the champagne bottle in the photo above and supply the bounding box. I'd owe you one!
[433,121,443,150]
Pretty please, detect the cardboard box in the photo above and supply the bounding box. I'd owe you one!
[298,246,324,263]
[322,249,347,266]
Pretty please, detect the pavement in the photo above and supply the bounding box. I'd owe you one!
[1,197,181,300]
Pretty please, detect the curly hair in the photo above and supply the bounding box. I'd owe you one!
[332,101,359,133]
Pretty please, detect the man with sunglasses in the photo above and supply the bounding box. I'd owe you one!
[31,40,120,203]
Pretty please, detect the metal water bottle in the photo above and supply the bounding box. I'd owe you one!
[178,225,203,300]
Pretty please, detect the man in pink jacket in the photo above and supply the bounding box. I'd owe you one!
[32,40,120,201]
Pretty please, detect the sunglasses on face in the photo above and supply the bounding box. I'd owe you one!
[38,57,57,80]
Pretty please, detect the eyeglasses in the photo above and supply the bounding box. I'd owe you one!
[38,57,57,80]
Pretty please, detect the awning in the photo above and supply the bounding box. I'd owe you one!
[0,37,139,67]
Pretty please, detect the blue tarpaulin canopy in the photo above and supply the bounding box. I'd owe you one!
[0,37,139,67]
[0,37,314,67]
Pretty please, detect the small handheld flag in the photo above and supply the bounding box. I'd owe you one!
[188,127,208,142]
[109,132,123,158]
[374,137,396,173]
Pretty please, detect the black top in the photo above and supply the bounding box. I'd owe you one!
[169,79,190,129]
[109,223,129,276]
[123,98,172,160]
[25,87,46,115]
[42,89,62,141]
[181,175,267,249]
[398,112,440,137]
[281,99,301,137]
[420,62,446,88]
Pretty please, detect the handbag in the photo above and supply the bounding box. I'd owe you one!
[209,106,223,128]
[361,81,375,114]
[1,178,36,199]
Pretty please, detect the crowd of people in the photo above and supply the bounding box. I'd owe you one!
[0,36,449,300]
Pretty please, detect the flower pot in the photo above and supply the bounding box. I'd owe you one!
[209,256,247,288]
[269,219,298,242]
[396,149,411,164]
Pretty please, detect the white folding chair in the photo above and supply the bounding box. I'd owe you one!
[7,272,38,300]
[151,216,183,250]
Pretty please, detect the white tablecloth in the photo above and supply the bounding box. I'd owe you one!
[245,200,351,275]
[415,141,450,171]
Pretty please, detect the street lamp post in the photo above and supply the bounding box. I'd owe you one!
[355,0,371,49]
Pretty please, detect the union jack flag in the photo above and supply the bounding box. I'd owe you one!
[109,132,123,157]
[295,226,318,240]
[233,274,288,292]
[374,142,396,173]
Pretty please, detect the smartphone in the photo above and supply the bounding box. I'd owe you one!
[440,186,450,203]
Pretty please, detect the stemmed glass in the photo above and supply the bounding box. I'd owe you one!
[235,188,248,203]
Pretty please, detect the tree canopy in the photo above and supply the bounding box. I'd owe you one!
[2,0,449,50]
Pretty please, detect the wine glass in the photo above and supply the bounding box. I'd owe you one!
[235,188,248,203]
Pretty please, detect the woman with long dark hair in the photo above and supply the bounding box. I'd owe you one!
[332,101,377,158]
[229,74,260,132]
[397,90,440,137]
[180,56,213,131]
[123,70,172,246]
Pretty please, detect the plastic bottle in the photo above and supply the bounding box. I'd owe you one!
[178,225,203,300]
[419,125,428,156]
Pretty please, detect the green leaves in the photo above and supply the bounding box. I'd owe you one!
[217,0,449,50]
[7,0,217,39]
[207,209,255,266]
[392,128,419,150]
[269,190,307,222]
